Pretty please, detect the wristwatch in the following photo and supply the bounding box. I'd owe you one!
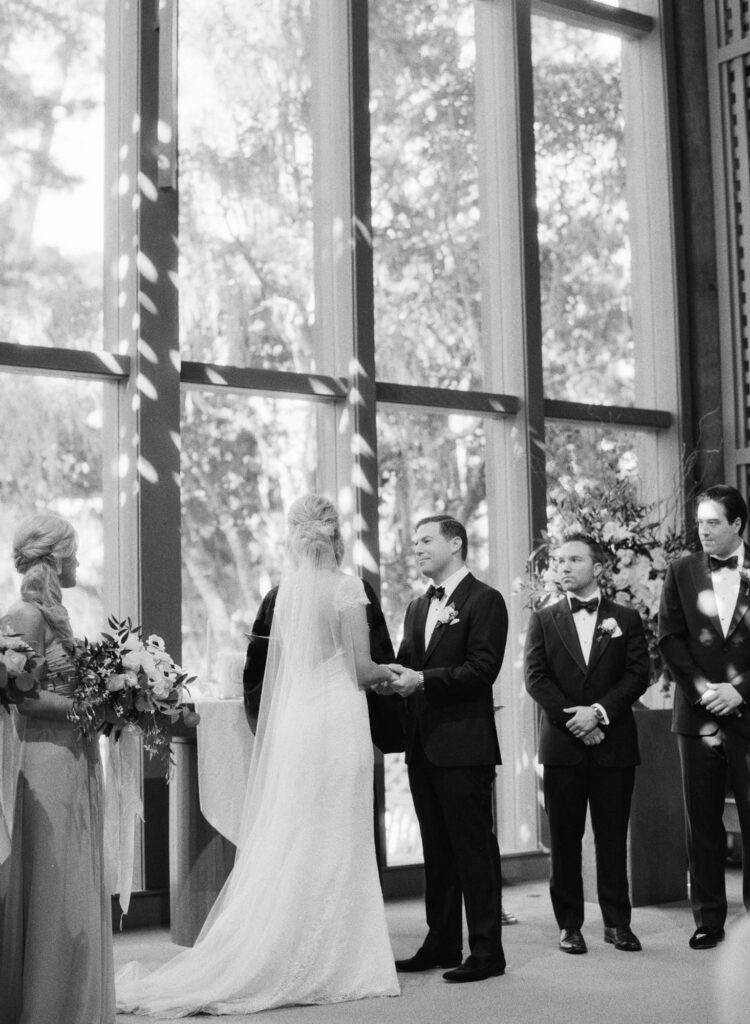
[416,671,425,690]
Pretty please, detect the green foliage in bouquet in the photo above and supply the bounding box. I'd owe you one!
[68,616,200,769]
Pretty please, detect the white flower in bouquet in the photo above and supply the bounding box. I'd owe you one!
[67,616,199,772]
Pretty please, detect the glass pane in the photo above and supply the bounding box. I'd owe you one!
[544,422,659,526]
[180,390,320,692]
[178,0,315,371]
[0,373,105,637]
[378,406,487,865]
[532,17,634,404]
[369,0,483,389]
[0,2,105,350]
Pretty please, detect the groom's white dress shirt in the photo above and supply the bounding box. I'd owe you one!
[424,565,470,646]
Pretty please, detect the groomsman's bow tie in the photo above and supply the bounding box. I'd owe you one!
[426,585,446,601]
[709,555,739,571]
[570,596,599,614]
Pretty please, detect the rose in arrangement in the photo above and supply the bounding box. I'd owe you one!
[67,617,199,771]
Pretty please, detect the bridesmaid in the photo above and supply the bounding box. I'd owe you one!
[0,511,115,1024]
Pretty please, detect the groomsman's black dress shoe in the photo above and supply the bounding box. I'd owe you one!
[689,927,725,950]
[559,928,587,954]
[442,955,506,983]
[395,949,462,972]
[604,926,642,952]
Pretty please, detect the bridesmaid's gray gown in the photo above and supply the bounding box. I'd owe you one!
[0,636,115,1024]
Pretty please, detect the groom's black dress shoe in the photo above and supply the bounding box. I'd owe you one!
[604,926,642,952]
[689,927,725,950]
[395,950,462,972]
[442,956,506,983]
[559,928,587,954]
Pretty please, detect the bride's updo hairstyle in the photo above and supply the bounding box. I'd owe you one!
[286,494,344,568]
[12,511,76,640]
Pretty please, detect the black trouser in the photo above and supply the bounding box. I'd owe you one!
[543,758,635,930]
[678,729,750,929]
[407,741,504,964]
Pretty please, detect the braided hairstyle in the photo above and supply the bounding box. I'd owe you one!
[286,494,344,568]
[12,511,76,640]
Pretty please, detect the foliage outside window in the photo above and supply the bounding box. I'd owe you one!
[533,17,634,405]
[0,0,105,351]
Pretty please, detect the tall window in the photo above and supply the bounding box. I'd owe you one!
[0,0,683,884]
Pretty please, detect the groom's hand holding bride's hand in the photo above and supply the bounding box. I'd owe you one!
[370,665,400,695]
[385,664,422,698]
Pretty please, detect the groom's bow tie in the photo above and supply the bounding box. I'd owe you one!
[570,596,599,615]
[709,555,739,572]
[426,585,446,601]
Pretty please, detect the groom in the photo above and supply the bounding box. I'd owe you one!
[388,514,507,983]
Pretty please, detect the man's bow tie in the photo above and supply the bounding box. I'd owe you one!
[570,596,599,614]
[426,585,446,601]
[709,555,739,572]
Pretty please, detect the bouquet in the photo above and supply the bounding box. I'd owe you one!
[67,616,200,768]
[0,624,46,712]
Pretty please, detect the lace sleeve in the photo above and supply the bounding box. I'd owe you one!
[334,574,370,615]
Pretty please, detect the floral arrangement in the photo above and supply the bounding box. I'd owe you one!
[0,624,46,713]
[67,617,199,768]
[520,473,694,691]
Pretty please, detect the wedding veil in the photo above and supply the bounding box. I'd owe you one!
[191,495,367,938]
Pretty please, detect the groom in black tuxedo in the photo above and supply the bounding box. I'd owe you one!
[524,534,649,955]
[658,484,750,950]
[389,515,507,983]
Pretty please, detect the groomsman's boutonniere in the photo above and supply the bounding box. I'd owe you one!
[436,603,459,626]
[596,617,622,640]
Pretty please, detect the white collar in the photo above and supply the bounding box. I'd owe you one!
[433,565,470,600]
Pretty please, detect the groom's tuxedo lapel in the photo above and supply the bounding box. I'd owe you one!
[422,573,474,665]
[412,596,430,663]
[550,599,588,675]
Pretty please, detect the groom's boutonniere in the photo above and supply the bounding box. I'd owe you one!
[596,617,622,640]
[740,567,750,587]
[436,603,459,626]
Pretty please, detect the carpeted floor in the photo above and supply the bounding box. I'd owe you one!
[114,870,746,1024]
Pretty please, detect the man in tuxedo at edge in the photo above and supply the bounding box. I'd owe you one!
[658,484,750,950]
[387,514,507,983]
[524,534,649,955]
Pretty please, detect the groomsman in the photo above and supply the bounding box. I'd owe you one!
[388,515,507,983]
[658,484,750,949]
[524,534,649,955]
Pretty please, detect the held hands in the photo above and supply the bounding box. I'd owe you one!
[699,682,744,716]
[563,705,600,740]
[371,664,422,698]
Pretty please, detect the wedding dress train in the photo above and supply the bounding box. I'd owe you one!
[117,571,399,1017]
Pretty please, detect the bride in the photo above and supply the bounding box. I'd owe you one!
[117,494,400,1016]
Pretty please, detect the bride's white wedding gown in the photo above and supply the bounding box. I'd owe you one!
[117,571,399,1016]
